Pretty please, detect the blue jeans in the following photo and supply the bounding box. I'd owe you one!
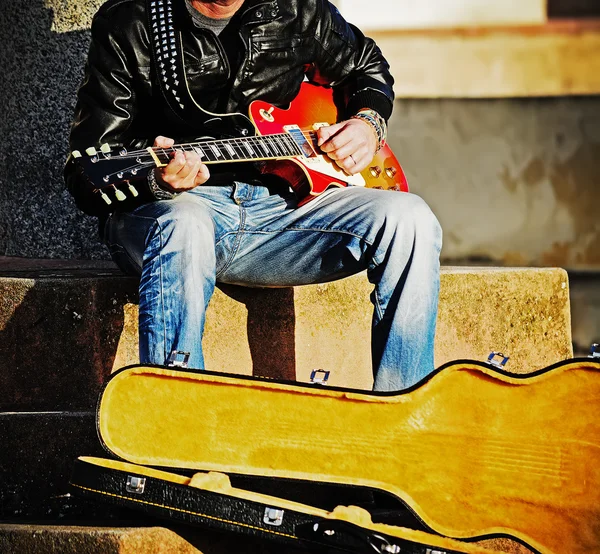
[105,183,442,391]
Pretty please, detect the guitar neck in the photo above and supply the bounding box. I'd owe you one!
[149,130,312,167]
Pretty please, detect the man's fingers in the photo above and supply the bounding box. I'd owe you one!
[317,122,348,151]
[194,164,211,186]
[158,150,209,190]
[163,150,187,177]
[179,153,204,181]
[153,135,175,148]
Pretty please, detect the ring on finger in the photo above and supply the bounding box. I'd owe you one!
[349,154,356,164]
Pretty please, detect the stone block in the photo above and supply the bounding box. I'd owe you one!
[0,261,573,409]
[0,261,138,411]
[0,524,310,554]
[192,266,573,389]
[0,412,103,518]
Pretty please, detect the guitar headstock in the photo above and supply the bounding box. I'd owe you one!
[71,143,155,206]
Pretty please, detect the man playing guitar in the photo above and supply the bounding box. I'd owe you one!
[66,0,442,391]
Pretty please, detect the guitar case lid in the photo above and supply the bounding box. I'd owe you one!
[93,358,600,554]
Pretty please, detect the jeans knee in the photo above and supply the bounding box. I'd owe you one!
[413,196,442,251]
[383,193,442,252]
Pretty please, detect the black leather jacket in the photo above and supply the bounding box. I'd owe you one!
[66,0,394,217]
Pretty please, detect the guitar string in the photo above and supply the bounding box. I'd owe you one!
[96,131,321,181]
[104,130,318,161]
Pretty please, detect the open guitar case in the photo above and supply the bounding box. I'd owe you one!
[69,354,600,554]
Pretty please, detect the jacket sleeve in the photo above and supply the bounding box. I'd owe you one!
[307,0,395,121]
[65,5,156,217]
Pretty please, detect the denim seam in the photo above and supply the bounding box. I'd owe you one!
[154,219,168,364]
[216,205,247,277]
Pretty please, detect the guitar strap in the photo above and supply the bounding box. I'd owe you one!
[146,0,195,123]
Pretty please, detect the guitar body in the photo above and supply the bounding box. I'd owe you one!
[249,83,408,205]
[73,83,408,207]
[97,358,600,554]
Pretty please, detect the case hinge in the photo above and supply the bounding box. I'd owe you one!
[167,350,190,368]
[310,369,330,384]
[487,351,510,370]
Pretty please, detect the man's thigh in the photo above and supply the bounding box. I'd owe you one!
[219,186,414,287]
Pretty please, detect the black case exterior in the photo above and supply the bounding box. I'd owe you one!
[69,458,475,554]
[70,459,313,547]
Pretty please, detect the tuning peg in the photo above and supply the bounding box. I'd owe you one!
[100,143,111,153]
[127,183,139,197]
[71,150,82,158]
[100,191,112,205]
[114,187,127,201]
[85,146,98,156]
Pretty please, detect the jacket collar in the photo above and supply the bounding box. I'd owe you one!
[238,0,279,24]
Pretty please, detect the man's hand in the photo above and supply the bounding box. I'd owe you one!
[152,135,210,192]
[316,118,378,175]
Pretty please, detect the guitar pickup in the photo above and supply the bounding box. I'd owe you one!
[284,125,318,160]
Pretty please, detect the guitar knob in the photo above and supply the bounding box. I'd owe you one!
[100,143,111,153]
[369,166,382,178]
[259,107,275,122]
[71,150,82,158]
[127,183,139,197]
[85,146,98,156]
[384,166,397,179]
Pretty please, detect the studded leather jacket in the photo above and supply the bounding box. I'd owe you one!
[65,0,395,218]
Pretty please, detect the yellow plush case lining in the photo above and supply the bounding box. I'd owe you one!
[97,360,600,554]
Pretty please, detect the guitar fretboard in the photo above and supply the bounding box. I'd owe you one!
[152,131,311,165]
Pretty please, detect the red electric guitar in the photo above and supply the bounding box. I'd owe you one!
[72,83,408,207]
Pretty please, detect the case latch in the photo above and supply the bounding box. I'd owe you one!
[310,369,330,384]
[263,507,284,526]
[126,475,146,494]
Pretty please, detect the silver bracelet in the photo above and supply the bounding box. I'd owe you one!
[147,169,178,200]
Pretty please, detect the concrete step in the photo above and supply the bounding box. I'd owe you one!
[0,258,573,411]
[0,523,305,554]
[0,523,528,554]
[0,525,201,554]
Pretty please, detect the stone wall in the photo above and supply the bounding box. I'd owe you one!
[0,1,599,269]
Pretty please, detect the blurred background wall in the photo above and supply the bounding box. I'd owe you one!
[0,0,598,351]
[332,0,600,353]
